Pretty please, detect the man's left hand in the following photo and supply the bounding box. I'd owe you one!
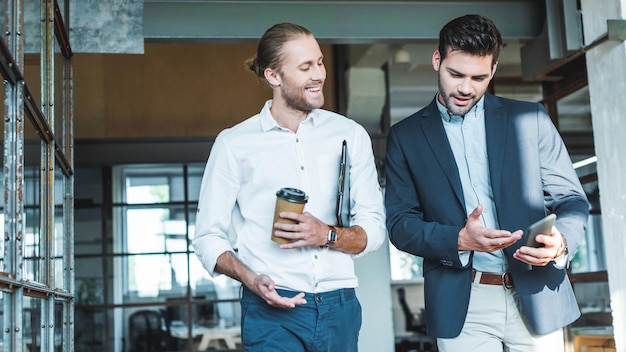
[513,226,566,266]
[273,211,329,248]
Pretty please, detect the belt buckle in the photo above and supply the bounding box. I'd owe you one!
[502,273,513,289]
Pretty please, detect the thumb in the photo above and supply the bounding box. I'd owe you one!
[468,204,483,222]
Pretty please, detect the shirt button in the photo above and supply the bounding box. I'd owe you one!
[314,255,318,260]
[296,138,299,142]
[300,166,305,170]
[473,183,478,187]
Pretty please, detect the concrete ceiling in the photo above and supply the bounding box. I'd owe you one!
[143,0,544,43]
[141,0,590,134]
[375,40,544,124]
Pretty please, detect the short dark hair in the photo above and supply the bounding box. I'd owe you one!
[438,14,503,65]
[245,23,313,82]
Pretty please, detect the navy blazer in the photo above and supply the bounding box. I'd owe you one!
[385,94,589,338]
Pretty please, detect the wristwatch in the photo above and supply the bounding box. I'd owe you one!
[321,226,338,248]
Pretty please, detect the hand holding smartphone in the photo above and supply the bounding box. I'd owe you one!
[525,213,557,248]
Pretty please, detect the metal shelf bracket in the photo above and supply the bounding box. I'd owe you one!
[608,19,626,41]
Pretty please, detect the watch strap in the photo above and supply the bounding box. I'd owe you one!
[321,226,338,248]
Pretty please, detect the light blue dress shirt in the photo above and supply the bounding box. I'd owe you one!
[436,96,506,274]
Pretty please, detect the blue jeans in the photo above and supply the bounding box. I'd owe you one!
[240,286,362,352]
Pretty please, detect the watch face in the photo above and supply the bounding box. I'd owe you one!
[330,229,338,242]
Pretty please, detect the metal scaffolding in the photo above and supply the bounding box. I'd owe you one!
[1,0,74,351]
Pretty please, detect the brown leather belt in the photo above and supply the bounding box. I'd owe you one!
[472,271,514,289]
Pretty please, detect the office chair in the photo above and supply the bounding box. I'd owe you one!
[396,286,427,335]
[193,292,219,327]
[128,309,173,352]
[395,287,437,352]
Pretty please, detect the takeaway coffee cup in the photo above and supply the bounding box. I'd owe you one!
[271,187,308,244]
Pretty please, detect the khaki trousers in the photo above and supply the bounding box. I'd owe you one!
[437,273,564,352]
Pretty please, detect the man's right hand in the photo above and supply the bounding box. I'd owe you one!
[252,274,306,308]
[215,251,306,309]
[458,205,522,252]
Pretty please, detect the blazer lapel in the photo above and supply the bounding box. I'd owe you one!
[420,101,465,207]
[484,94,506,204]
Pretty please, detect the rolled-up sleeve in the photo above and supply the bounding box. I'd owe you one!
[192,134,239,276]
[349,126,387,257]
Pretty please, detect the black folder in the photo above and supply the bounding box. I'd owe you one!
[336,140,350,227]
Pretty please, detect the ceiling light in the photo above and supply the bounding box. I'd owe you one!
[394,48,411,64]
[573,155,597,169]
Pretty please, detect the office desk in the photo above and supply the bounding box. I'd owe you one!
[395,332,437,352]
[571,326,615,352]
[170,323,241,351]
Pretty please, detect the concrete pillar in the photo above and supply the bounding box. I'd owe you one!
[581,1,626,351]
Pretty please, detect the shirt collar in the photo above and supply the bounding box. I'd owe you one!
[436,94,485,122]
[259,100,317,132]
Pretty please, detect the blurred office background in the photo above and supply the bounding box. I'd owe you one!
[1,1,623,351]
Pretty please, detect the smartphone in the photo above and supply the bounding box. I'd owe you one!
[525,213,557,248]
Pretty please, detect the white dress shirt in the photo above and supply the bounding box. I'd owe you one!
[193,100,386,293]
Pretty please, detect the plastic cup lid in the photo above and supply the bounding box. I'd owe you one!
[276,187,308,203]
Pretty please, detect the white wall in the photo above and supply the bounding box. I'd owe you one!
[355,240,395,351]
[581,1,626,351]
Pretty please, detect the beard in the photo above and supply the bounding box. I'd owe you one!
[438,79,478,117]
[280,77,324,112]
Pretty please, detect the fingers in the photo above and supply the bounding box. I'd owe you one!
[489,236,516,251]
[274,212,327,248]
[525,227,561,249]
[264,290,307,308]
[274,211,315,231]
[277,210,318,222]
[255,274,275,292]
[459,207,522,251]
[514,225,566,266]
[514,236,564,266]
[254,275,307,308]
[513,248,554,266]
[486,229,522,250]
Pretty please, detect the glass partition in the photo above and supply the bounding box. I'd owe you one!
[73,164,242,351]
[23,167,43,284]
[23,296,41,351]
[55,168,66,289]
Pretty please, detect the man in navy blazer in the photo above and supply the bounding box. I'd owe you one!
[385,14,589,352]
